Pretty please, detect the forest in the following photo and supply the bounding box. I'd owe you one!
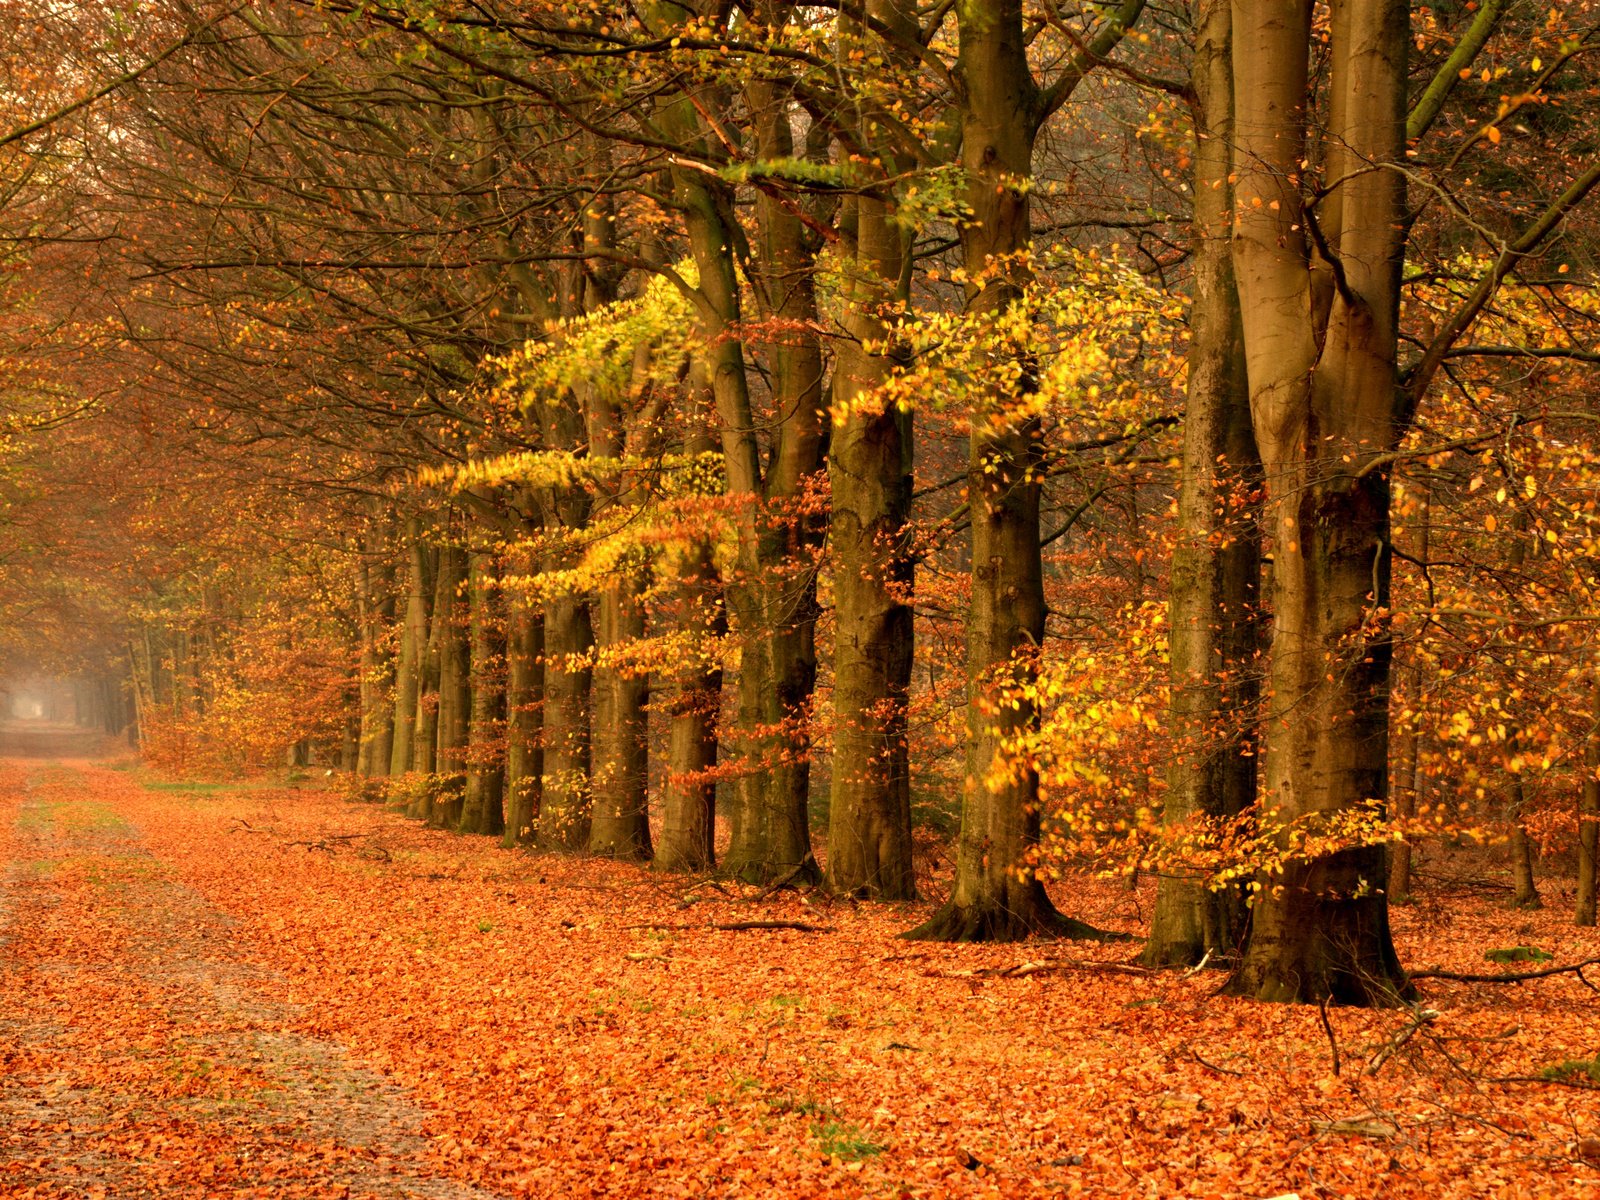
[0,0,1598,1196]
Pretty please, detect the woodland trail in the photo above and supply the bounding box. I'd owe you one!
[1,757,1598,1199]
[0,754,507,1199]
[0,722,116,760]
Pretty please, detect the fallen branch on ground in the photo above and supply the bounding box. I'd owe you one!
[924,959,1154,981]
[1409,956,1600,988]
[622,919,835,933]
[1366,1006,1440,1075]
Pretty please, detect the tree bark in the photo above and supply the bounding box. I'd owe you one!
[388,520,430,777]
[718,68,826,886]
[503,531,544,847]
[1224,0,1412,1005]
[655,396,726,875]
[1577,674,1599,926]
[459,546,506,836]
[432,539,470,826]
[538,586,593,849]
[655,543,725,874]
[660,119,820,885]
[1143,0,1261,968]
[906,0,1107,942]
[586,283,652,860]
[825,0,918,901]
[409,540,445,793]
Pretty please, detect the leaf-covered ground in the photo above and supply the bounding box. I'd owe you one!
[2,754,1598,1199]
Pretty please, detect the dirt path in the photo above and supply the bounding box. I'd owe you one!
[0,757,507,1199]
[0,722,114,760]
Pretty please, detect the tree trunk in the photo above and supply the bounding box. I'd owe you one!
[716,73,826,887]
[503,535,544,847]
[409,541,445,793]
[389,520,430,777]
[656,546,725,874]
[1577,674,1599,926]
[356,546,397,779]
[1508,796,1540,909]
[905,0,1112,942]
[432,540,470,826]
[655,402,726,875]
[537,587,593,849]
[1143,0,1260,968]
[586,302,652,860]
[825,2,917,900]
[1502,516,1540,908]
[459,546,505,836]
[662,153,817,883]
[1224,0,1412,1005]
[532,253,597,852]
[588,578,651,858]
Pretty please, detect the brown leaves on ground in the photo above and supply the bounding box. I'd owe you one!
[4,762,1599,1199]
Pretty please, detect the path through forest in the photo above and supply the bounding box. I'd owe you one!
[0,736,505,1199]
[1,741,1597,1198]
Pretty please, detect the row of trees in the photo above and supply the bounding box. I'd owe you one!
[2,0,1598,1003]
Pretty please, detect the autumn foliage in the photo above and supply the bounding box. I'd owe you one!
[0,0,1599,1193]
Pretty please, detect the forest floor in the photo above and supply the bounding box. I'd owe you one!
[1,739,1598,1198]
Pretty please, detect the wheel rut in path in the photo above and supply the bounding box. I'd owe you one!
[0,760,507,1199]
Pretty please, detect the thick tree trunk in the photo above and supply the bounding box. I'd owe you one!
[655,408,726,875]
[1224,0,1412,1004]
[432,541,470,826]
[459,547,505,836]
[1144,0,1260,968]
[665,148,820,884]
[389,521,430,777]
[644,4,826,884]
[589,580,651,858]
[409,542,445,792]
[537,588,593,849]
[717,75,826,886]
[586,314,651,860]
[906,0,1111,942]
[503,539,544,847]
[533,255,596,852]
[655,543,725,874]
[356,549,397,779]
[826,5,917,898]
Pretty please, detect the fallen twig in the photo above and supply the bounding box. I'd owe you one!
[1191,1048,1245,1077]
[288,832,363,848]
[1487,1073,1600,1091]
[1319,996,1343,1077]
[1366,1006,1440,1076]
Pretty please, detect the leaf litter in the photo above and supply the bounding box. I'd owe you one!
[2,761,1598,1199]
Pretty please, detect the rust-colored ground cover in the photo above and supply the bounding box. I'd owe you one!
[2,758,1597,1198]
